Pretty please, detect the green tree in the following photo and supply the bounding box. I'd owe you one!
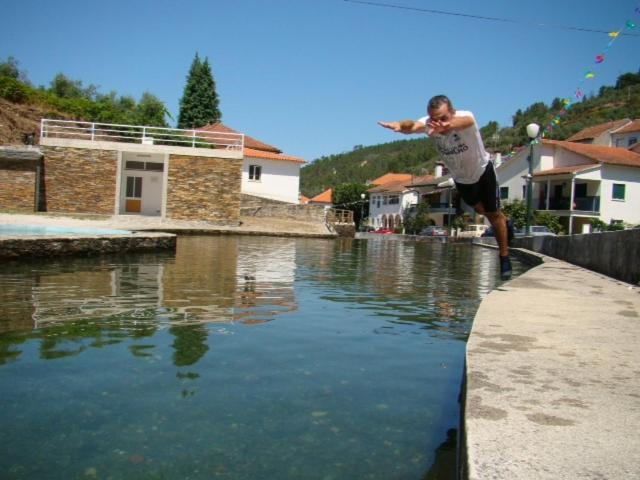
[501,199,528,229]
[177,53,221,129]
[136,92,170,127]
[0,56,29,83]
[534,211,563,234]
[403,202,431,234]
[332,183,370,227]
[49,73,98,100]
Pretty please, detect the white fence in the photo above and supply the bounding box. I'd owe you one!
[40,119,244,150]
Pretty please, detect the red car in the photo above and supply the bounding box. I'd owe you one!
[373,228,394,234]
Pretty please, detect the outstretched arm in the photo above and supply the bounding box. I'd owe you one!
[378,120,426,134]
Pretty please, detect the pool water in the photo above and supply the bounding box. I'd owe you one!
[0,236,526,479]
[0,224,131,236]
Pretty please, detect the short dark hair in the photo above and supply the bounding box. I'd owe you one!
[428,95,453,111]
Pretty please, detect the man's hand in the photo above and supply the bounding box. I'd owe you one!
[378,121,402,132]
[378,120,423,134]
[426,119,451,135]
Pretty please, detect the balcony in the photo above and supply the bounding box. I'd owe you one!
[39,119,244,159]
[539,196,600,213]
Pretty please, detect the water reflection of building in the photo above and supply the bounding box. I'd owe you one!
[0,237,300,365]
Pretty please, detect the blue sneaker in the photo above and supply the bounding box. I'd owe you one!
[500,255,512,280]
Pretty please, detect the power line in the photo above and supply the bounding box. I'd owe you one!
[343,0,640,37]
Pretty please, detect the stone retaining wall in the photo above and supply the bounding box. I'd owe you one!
[166,154,242,224]
[40,145,118,214]
[240,194,327,223]
[0,158,39,212]
[0,233,176,259]
[512,229,640,285]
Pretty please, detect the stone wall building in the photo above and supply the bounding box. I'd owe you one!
[0,121,246,225]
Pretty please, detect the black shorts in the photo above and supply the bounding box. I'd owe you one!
[454,162,499,213]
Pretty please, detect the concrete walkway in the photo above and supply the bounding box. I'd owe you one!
[0,213,335,238]
[464,251,640,479]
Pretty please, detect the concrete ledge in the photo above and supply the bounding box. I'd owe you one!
[512,229,640,285]
[462,250,640,479]
[0,232,176,258]
[141,228,336,239]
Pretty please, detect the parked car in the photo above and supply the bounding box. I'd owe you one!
[516,225,556,237]
[420,226,449,237]
[458,224,489,238]
[373,228,394,234]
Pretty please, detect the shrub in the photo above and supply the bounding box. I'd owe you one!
[0,76,30,103]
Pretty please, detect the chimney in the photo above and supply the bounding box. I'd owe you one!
[434,164,443,178]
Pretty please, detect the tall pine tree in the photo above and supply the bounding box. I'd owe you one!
[177,53,221,129]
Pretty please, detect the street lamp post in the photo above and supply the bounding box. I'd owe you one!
[360,193,366,231]
[525,123,540,236]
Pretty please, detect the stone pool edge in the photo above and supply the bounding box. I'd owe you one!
[0,232,177,258]
[460,246,640,479]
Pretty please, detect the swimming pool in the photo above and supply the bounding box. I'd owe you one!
[0,236,527,479]
[0,224,132,236]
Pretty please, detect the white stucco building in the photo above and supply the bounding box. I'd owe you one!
[201,123,305,204]
[496,139,640,234]
[366,167,456,230]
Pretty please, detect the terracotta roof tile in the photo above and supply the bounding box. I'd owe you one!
[566,119,631,142]
[532,164,600,177]
[244,147,305,164]
[630,143,640,153]
[199,122,281,153]
[407,174,436,186]
[543,139,640,168]
[310,188,332,203]
[369,173,413,186]
[368,179,412,193]
[613,119,640,134]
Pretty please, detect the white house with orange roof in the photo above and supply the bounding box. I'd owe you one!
[566,119,632,146]
[611,119,640,148]
[200,123,305,204]
[367,173,414,230]
[496,139,640,234]
[308,188,333,206]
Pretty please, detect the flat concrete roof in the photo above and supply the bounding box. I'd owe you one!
[40,137,243,160]
[464,251,640,479]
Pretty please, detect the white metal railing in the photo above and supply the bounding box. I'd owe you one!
[40,119,244,151]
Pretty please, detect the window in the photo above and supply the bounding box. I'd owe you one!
[125,161,145,170]
[612,183,625,201]
[383,196,388,205]
[125,161,163,172]
[388,195,400,205]
[249,165,262,181]
[500,186,509,199]
[376,197,381,208]
[629,137,638,147]
[126,176,142,198]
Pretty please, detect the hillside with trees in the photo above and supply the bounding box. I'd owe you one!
[301,70,640,197]
[0,56,170,144]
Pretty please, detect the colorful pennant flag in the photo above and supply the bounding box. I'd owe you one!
[595,54,605,63]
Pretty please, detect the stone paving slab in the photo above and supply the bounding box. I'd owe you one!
[0,213,336,238]
[464,251,640,479]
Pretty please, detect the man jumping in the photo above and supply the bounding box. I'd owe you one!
[379,95,512,280]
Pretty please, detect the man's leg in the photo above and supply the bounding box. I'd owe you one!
[474,203,511,279]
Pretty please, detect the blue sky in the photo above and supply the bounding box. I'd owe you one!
[1,0,639,162]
